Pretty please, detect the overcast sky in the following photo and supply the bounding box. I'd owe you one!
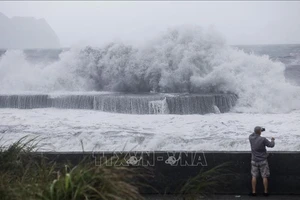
[1,1,300,47]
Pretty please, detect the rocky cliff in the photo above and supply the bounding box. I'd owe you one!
[0,12,60,49]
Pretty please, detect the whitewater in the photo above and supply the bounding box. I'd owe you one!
[1,26,300,113]
[0,26,300,151]
[1,109,300,151]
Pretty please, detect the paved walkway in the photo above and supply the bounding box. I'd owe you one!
[144,195,300,199]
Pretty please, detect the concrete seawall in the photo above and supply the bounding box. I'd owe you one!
[0,93,237,114]
[38,151,300,195]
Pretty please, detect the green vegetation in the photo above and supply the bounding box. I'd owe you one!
[179,162,235,200]
[0,137,144,200]
[0,137,233,200]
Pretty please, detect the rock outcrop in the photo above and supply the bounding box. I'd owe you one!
[0,12,60,49]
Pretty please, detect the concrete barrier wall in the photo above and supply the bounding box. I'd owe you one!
[38,151,300,195]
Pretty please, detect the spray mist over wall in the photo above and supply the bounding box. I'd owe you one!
[0,25,299,113]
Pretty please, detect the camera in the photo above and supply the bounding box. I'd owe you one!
[261,128,265,132]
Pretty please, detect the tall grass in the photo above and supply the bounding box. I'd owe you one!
[0,137,39,200]
[0,138,145,200]
[0,137,234,200]
[179,162,235,200]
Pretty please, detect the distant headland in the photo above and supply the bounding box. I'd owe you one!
[0,12,60,49]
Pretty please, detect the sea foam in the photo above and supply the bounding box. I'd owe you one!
[0,25,300,113]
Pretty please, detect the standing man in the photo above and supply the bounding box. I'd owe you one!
[249,126,275,196]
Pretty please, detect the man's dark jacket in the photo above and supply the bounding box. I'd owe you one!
[249,133,275,162]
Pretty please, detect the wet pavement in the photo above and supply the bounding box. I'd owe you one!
[144,194,300,199]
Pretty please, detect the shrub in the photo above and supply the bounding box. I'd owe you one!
[0,138,144,200]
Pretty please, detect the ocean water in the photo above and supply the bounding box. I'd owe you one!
[1,108,300,151]
[236,44,300,85]
[1,27,300,114]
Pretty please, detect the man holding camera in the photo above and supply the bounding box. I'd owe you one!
[249,126,275,196]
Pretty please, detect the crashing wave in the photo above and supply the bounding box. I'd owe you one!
[0,25,300,113]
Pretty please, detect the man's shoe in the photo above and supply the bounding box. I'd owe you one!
[263,193,269,197]
[249,192,257,196]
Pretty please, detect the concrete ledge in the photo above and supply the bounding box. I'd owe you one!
[144,194,300,200]
[36,151,300,195]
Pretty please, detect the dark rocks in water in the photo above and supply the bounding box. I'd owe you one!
[0,93,238,115]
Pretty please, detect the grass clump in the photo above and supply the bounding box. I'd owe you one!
[0,137,144,200]
[179,162,235,200]
[0,137,234,200]
[34,161,143,200]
